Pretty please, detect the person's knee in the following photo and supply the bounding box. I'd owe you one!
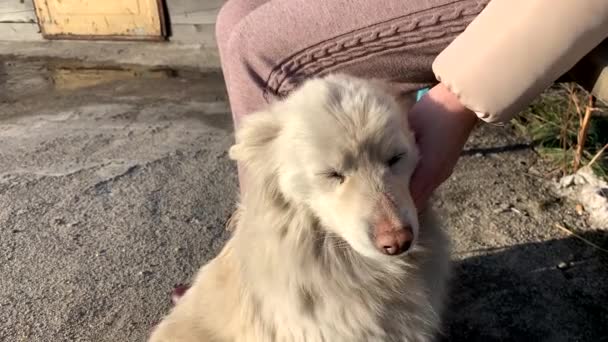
[217,4,276,79]
[215,0,266,51]
[215,1,239,49]
[216,0,298,106]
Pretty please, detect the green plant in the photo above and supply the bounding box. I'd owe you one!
[512,83,608,179]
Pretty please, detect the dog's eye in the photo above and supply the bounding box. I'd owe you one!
[387,153,405,167]
[326,171,345,184]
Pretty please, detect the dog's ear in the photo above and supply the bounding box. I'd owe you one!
[229,110,281,165]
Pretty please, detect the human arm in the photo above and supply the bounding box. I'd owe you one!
[409,0,608,209]
[433,0,608,123]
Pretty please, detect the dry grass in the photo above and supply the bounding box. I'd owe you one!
[512,83,608,179]
[555,223,608,254]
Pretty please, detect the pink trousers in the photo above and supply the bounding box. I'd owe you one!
[216,0,489,125]
[215,0,489,187]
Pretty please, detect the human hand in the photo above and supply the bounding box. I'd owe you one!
[407,83,479,210]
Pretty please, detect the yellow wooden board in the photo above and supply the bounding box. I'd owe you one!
[33,0,165,40]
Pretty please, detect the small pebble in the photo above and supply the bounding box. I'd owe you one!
[557,261,568,270]
[509,207,528,216]
[493,203,511,214]
[575,204,585,215]
[53,217,66,225]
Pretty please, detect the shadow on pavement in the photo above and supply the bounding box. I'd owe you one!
[442,230,608,342]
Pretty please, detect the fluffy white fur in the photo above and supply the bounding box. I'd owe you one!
[149,74,451,342]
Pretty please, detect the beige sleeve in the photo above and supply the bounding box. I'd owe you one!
[432,0,608,123]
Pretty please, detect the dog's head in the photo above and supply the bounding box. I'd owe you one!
[230,74,420,261]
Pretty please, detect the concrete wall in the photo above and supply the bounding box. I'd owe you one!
[0,0,224,46]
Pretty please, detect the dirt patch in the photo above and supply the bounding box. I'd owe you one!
[436,125,608,341]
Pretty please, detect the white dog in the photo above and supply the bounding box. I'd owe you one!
[149,74,451,342]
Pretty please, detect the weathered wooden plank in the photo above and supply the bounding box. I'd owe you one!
[0,0,37,23]
[0,23,43,41]
[167,0,224,25]
[34,0,165,40]
[170,24,217,46]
